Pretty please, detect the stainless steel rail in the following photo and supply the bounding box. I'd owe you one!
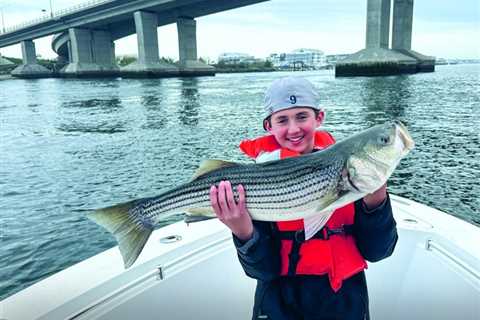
[426,239,480,281]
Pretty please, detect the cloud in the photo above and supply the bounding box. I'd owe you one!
[413,27,480,59]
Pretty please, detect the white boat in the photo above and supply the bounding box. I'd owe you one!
[1,195,479,320]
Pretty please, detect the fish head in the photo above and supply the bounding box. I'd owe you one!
[343,121,414,193]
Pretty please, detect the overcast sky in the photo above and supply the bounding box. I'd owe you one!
[0,0,479,60]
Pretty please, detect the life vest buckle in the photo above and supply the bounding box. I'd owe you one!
[324,226,347,240]
[294,229,305,243]
[284,225,353,243]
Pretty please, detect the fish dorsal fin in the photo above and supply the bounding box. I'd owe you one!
[191,159,239,180]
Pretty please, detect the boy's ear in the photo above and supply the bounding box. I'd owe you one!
[264,119,272,132]
[316,111,325,125]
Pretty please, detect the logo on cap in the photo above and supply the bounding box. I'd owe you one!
[289,95,297,104]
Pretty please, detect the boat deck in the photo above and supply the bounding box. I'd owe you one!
[1,195,479,320]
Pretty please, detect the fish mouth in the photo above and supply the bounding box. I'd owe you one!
[343,166,362,192]
[347,171,361,192]
[395,121,415,153]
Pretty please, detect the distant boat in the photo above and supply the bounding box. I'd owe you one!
[436,58,448,65]
[1,195,479,320]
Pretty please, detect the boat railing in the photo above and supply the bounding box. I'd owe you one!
[426,239,480,283]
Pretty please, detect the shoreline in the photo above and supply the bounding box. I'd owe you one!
[0,74,14,80]
[0,63,476,80]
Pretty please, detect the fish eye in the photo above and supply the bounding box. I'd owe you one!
[378,135,390,145]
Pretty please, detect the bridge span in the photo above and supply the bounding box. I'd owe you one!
[0,0,433,78]
[0,0,268,77]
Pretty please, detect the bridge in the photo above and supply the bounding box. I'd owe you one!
[0,0,434,78]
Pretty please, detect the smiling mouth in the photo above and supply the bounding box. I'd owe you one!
[288,136,304,144]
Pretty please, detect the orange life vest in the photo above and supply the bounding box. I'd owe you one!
[239,131,368,292]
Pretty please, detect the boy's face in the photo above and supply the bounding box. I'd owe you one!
[265,107,324,154]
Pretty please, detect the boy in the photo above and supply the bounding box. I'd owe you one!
[209,77,397,320]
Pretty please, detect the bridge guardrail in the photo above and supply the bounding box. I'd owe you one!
[0,0,113,36]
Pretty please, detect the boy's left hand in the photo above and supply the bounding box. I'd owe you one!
[362,183,387,210]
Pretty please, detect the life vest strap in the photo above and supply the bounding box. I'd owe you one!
[288,239,302,276]
[277,224,355,243]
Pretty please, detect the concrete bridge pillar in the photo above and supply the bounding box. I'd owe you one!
[67,41,73,63]
[391,0,435,71]
[392,0,413,50]
[21,40,38,64]
[366,0,391,49]
[176,17,214,74]
[92,30,117,67]
[11,40,51,78]
[136,11,159,64]
[122,11,178,76]
[70,28,93,64]
[62,28,118,76]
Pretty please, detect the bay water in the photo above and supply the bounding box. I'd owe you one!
[1,65,479,300]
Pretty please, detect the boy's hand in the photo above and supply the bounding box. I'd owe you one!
[210,181,254,241]
[362,183,387,210]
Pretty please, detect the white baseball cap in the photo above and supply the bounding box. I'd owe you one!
[263,77,322,123]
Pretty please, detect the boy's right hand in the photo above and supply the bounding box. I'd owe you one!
[210,181,254,241]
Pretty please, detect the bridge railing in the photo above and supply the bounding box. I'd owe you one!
[0,0,114,36]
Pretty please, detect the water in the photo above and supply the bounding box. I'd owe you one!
[0,65,479,300]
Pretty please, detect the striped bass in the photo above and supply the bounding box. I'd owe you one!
[88,121,414,268]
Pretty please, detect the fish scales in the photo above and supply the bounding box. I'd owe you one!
[163,170,335,219]
[136,159,344,223]
[159,167,318,206]
[140,171,304,214]
[212,163,331,204]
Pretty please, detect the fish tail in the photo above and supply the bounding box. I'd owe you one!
[87,201,153,269]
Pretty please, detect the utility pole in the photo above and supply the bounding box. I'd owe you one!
[42,0,53,18]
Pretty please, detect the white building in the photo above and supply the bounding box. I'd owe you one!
[217,52,256,65]
[326,54,350,66]
[269,49,327,69]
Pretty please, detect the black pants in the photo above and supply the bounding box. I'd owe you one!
[253,272,369,320]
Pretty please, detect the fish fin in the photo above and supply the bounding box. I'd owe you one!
[316,191,361,215]
[255,150,281,163]
[313,192,341,213]
[184,207,216,216]
[87,201,153,269]
[184,208,216,223]
[304,210,335,240]
[184,215,217,224]
[191,159,239,180]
